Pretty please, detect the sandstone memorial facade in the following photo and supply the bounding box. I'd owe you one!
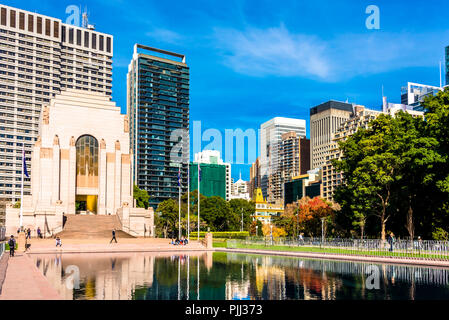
[5,89,154,237]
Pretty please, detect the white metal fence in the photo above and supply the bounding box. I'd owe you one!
[0,227,5,241]
[226,237,449,261]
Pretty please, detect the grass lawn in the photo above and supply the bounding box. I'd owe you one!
[228,243,449,260]
[213,240,228,248]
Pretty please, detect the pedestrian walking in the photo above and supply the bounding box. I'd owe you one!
[110,229,117,244]
[37,227,42,239]
[55,236,62,247]
[8,235,16,257]
[26,228,31,239]
[388,232,395,252]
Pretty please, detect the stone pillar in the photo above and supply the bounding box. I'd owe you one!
[38,148,53,206]
[121,154,132,206]
[52,135,60,205]
[204,232,213,249]
[106,153,115,215]
[114,141,122,213]
[68,136,76,214]
[98,139,107,215]
[31,138,41,208]
[59,149,70,213]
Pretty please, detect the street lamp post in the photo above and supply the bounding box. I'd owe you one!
[256,225,258,237]
[270,224,273,246]
[241,208,243,232]
[321,217,325,249]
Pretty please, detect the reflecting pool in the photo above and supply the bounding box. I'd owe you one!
[31,252,449,300]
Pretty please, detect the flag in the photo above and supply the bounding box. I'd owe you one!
[22,148,29,178]
[177,167,181,187]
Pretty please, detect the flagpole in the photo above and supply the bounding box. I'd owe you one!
[178,164,181,240]
[197,162,200,241]
[187,164,190,241]
[19,144,24,230]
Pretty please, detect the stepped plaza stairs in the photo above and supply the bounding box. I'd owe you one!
[55,214,134,239]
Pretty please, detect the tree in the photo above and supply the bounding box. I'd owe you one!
[334,115,402,241]
[156,198,178,238]
[228,199,255,231]
[201,196,236,231]
[133,185,150,209]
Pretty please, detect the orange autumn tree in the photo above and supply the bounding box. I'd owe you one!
[262,223,287,238]
[275,196,336,238]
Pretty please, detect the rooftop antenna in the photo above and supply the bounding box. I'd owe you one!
[82,6,95,30]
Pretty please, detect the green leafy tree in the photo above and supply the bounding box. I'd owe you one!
[201,196,236,231]
[334,115,401,241]
[228,199,255,231]
[133,185,150,209]
[156,198,178,238]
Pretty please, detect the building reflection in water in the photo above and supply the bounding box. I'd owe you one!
[32,252,449,300]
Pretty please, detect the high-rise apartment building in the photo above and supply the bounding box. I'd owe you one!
[322,103,424,201]
[0,4,113,224]
[260,117,306,202]
[249,157,261,199]
[322,105,381,201]
[277,131,310,200]
[127,44,189,208]
[310,101,354,170]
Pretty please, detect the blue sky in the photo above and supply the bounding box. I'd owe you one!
[3,0,449,180]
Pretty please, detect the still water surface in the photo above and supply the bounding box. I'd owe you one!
[32,252,449,300]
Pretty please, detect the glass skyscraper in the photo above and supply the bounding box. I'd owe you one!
[127,44,189,208]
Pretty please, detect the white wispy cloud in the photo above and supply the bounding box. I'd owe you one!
[146,28,183,44]
[213,24,448,82]
[213,24,330,79]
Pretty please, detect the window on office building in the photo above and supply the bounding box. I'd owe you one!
[9,10,16,28]
[27,14,33,32]
[45,19,50,36]
[92,34,96,49]
[106,37,111,53]
[1,8,6,26]
[37,17,42,34]
[19,12,25,30]
[68,28,73,44]
[76,29,81,46]
[99,35,104,51]
[84,31,89,48]
[54,21,59,38]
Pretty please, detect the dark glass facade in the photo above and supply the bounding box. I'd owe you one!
[128,45,189,209]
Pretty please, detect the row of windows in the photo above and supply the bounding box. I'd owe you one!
[1,7,59,37]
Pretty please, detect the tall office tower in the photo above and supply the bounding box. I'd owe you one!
[310,100,353,171]
[249,157,261,199]
[400,82,442,112]
[0,4,113,224]
[194,150,232,201]
[127,44,189,209]
[260,117,306,203]
[277,131,310,201]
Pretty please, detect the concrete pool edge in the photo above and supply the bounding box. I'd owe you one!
[216,248,449,268]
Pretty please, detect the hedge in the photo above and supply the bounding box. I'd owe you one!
[192,231,249,239]
[4,243,18,250]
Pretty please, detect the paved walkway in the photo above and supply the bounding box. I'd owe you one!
[0,237,210,300]
[23,237,210,254]
[0,254,62,300]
